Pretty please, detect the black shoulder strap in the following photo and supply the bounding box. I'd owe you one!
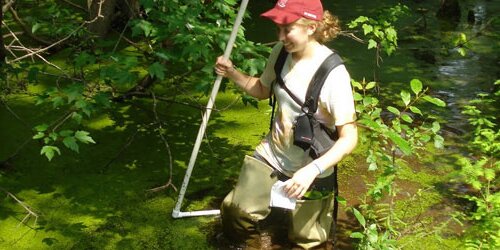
[274,47,304,106]
[303,53,344,114]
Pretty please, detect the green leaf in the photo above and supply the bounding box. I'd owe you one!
[409,106,422,116]
[400,90,411,106]
[410,79,423,95]
[387,106,400,116]
[350,232,365,239]
[484,168,495,181]
[368,39,377,50]
[64,84,84,104]
[359,118,381,130]
[458,48,467,57]
[32,22,41,34]
[336,196,347,206]
[63,137,79,153]
[353,92,363,101]
[52,96,65,108]
[72,112,83,124]
[351,80,363,90]
[75,130,96,144]
[59,130,74,137]
[420,134,431,142]
[40,146,61,161]
[35,124,49,132]
[362,23,373,35]
[401,114,413,123]
[368,162,378,171]
[434,135,444,149]
[423,96,446,107]
[387,130,412,155]
[431,121,441,133]
[33,132,45,140]
[352,208,366,228]
[148,62,166,80]
[365,81,376,90]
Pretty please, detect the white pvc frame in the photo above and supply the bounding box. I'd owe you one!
[172,0,250,219]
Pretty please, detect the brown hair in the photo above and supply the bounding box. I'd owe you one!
[296,10,341,44]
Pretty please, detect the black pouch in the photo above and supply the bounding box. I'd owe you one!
[309,121,336,159]
[293,112,337,158]
[293,113,314,151]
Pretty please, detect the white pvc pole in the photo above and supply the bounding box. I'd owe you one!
[172,0,250,219]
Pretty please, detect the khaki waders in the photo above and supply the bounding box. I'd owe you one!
[221,155,337,249]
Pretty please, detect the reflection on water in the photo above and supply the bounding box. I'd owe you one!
[437,55,481,86]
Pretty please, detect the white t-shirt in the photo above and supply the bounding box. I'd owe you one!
[255,42,356,177]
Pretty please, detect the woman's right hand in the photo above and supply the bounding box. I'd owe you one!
[215,56,235,77]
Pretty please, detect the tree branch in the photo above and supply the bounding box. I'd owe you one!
[6,0,104,64]
[1,0,14,13]
[147,91,177,193]
[0,187,39,227]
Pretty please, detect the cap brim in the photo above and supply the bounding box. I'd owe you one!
[260,8,301,25]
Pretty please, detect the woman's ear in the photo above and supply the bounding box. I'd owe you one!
[306,23,317,36]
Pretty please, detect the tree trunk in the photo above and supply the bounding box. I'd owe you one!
[0,0,6,63]
[88,0,118,37]
[436,0,461,23]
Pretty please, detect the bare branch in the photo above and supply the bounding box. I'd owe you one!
[147,91,177,193]
[0,187,39,227]
[6,0,104,64]
[339,31,365,44]
[1,0,14,13]
[3,22,68,75]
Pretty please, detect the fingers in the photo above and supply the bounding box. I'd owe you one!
[214,56,234,77]
[283,179,307,199]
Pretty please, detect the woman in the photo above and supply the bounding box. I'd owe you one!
[215,0,358,248]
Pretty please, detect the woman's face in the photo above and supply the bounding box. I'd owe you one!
[276,22,314,53]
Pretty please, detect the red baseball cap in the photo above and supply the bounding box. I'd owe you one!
[261,0,324,25]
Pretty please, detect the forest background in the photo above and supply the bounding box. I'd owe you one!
[0,0,498,249]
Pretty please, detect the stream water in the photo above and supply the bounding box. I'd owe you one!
[215,0,499,249]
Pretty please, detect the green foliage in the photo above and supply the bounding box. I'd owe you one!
[454,80,500,249]
[348,4,409,56]
[350,78,446,249]
[350,207,398,250]
[3,0,269,161]
[453,33,470,57]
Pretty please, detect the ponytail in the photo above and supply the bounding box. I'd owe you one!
[315,11,341,44]
[296,10,341,44]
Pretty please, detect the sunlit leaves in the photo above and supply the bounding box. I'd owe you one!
[400,90,411,106]
[423,95,446,107]
[410,79,423,95]
[352,208,366,228]
[368,39,377,50]
[387,106,400,116]
[347,4,409,56]
[75,130,96,144]
[41,146,61,161]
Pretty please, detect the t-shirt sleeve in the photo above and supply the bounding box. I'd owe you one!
[259,42,284,88]
[321,64,357,126]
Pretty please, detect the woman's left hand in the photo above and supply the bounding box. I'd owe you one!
[283,165,320,199]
